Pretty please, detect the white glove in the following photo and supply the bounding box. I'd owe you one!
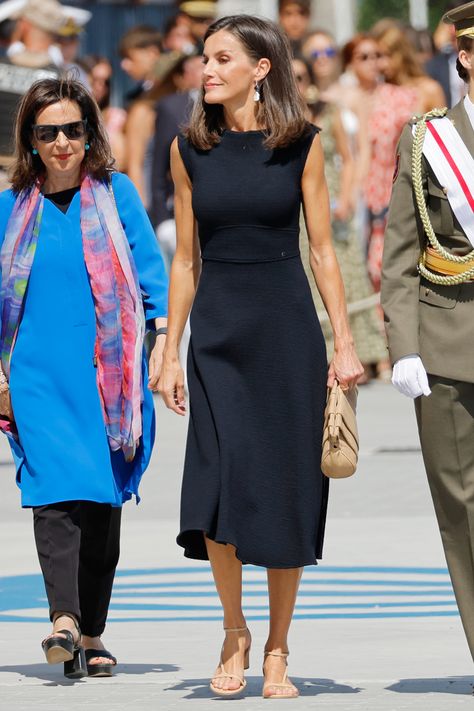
[392,355,431,399]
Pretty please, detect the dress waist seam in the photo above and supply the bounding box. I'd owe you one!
[201,225,299,234]
[201,251,300,264]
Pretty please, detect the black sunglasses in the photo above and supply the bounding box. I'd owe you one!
[354,51,382,62]
[31,119,87,143]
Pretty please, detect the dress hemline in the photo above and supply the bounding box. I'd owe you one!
[177,528,321,569]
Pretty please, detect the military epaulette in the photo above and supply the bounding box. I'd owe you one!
[410,107,448,125]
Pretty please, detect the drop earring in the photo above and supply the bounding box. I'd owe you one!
[254,82,261,102]
[85,143,90,151]
[32,148,38,155]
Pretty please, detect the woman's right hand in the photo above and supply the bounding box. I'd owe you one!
[158,355,186,416]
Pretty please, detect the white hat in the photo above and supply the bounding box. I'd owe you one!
[57,4,92,37]
[14,0,64,35]
[0,0,27,24]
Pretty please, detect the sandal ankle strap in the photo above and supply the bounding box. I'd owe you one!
[52,612,81,642]
[53,612,80,631]
[264,651,289,658]
[224,626,248,633]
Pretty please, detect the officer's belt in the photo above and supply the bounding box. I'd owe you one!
[423,246,474,279]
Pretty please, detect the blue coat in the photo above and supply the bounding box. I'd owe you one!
[0,173,168,507]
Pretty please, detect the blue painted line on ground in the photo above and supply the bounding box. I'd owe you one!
[113,565,450,577]
[113,578,452,589]
[111,590,454,598]
[0,610,460,623]
[114,576,451,590]
[107,600,457,611]
[0,589,455,612]
[0,566,455,623]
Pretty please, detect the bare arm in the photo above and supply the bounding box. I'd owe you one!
[302,135,363,388]
[420,77,446,113]
[124,102,155,205]
[354,94,372,187]
[158,137,201,414]
[331,109,355,220]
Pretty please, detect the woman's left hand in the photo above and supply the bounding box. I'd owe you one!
[148,335,166,391]
[328,340,364,390]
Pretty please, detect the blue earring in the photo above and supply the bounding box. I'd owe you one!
[85,143,90,151]
[32,148,38,155]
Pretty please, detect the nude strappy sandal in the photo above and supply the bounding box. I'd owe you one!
[262,651,299,699]
[209,626,251,697]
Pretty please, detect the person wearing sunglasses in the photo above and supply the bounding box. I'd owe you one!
[0,78,168,678]
[302,30,341,103]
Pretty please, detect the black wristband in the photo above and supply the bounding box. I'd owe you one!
[155,327,168,337]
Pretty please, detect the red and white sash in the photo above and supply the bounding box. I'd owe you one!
[413,116,474,244]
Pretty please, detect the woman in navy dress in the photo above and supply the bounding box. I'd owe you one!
[156,15,362,699]
[0,79,168,677]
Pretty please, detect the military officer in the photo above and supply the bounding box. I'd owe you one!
[381,0,474,661]
[0,0,63,188]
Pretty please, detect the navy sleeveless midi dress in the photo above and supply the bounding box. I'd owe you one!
[177,125,329,568]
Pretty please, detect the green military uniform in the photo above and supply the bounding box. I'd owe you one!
[381,0,474,662]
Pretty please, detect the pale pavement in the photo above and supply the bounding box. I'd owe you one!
[0,383,472,710]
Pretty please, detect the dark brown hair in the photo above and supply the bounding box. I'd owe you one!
[457,36,473,83]
[10,77,114,194]
[119,25,162,58]
[278,0,310,16]
[78,55,111,109]
[185,14,309,150]
[342,32,375,70]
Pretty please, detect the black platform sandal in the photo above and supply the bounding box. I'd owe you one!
[41,614,87,679]
[85,648,117,677]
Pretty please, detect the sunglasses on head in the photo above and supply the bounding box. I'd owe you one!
[354,51,381,62]
[310,47,337,60]
[32,119,87,143]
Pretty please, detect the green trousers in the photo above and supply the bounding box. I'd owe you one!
[415,376,474,661]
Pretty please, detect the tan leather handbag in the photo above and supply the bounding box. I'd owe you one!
[321,381,358,479]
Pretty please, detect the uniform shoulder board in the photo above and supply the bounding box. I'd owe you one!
[412,107,448,125]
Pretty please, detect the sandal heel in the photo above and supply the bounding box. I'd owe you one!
[244,647,250,670]
[64,646,87,679]
[42,635,74,665]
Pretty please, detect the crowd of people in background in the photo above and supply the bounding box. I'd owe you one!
[0,0,464,384]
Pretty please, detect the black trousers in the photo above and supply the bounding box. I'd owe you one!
[33,501,122,638]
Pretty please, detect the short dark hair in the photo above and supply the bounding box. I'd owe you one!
[457,36,473,82]
[278,0,310,16]
[119,25,162,58]
[164,14,183,37]
[10,77,114,194]
[185,14,309,150]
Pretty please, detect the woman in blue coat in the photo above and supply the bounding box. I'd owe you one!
[0,78,168,677]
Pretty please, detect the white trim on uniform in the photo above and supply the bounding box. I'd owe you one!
[413,114,474,245]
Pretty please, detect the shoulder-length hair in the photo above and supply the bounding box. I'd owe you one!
[375,25,424,84]
[185,14,309,150]
[10,77,114,194]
